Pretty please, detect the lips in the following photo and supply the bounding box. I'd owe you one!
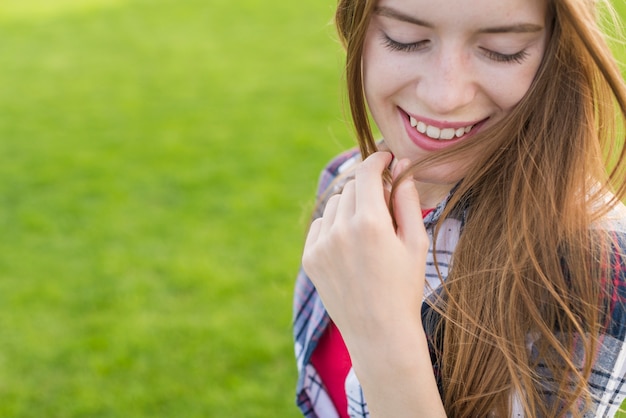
[399,108,486,151]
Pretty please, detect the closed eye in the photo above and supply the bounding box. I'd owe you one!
[382,34,429,53]
[480,47,529,64]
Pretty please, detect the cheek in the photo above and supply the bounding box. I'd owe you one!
[363,37,411,103]
[483,56,544,110]
[363,62,396,115]
[484,69,537,110]
[364,59,413,111]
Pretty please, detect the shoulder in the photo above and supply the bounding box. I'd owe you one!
[314,147,362,197]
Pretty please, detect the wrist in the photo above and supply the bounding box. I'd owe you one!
[346,324,446,417]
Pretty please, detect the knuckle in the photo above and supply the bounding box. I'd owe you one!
[321,195,340,216]
[302,245,324,277]
[308,217,322,232]
[355,158,376,177]
[343,179,356,191]
[329,222,350,241]
[355,160,370,178]
[325,193,341,208]
[301,250,314,273]
[354,212,385,234]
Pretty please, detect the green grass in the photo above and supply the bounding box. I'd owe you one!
[0,0,351,416]
[0,0,623,417]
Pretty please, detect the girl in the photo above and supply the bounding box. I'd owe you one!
[294,0,626,416]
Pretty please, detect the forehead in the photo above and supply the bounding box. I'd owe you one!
[373,0,549,29]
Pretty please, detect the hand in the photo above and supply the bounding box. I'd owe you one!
[302,152,446,417]
[302,151,429,347]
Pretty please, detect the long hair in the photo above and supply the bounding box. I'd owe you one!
[334,0,626,416]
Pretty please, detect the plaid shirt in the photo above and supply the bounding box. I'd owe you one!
[293,148,626,417]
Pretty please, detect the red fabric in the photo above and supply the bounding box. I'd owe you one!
[421,208,435,218]
[310,322,352,418]
[310,207,434,417]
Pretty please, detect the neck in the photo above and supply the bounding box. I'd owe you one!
[413,181,455,210]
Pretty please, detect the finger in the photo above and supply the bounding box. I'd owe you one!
[319,193,340,236]
[336,179,356,221]
[304,217,322,250]
[383,159,396,207]
[391,157,410,182]
[392,159,428,250]
[355,152,393,213]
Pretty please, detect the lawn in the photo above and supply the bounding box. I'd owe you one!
[0,0,623,417]
[0,0,350,416]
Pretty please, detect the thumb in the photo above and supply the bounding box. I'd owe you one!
[392,160,428,251]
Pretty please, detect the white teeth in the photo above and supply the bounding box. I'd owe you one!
[408,115,474,140]
[440,128,455,140]
[426,125,440,139]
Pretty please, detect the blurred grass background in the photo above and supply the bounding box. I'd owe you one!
[0,0,352,416]
[0,0,623,417]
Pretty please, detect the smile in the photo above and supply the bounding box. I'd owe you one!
[409,116,474,141]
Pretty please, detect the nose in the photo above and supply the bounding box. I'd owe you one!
[415,48,476,115]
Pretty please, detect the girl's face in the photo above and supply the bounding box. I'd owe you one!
[363,0,549,200]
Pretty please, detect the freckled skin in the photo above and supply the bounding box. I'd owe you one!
[363,0,548,206]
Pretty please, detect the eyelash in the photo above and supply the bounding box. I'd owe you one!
[480,48,529,64]
[382,34,529,64]
[382,35,428,53]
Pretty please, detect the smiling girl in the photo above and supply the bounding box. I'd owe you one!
[293,0,626,416]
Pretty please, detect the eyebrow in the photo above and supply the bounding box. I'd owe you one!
[374,6,544,34]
